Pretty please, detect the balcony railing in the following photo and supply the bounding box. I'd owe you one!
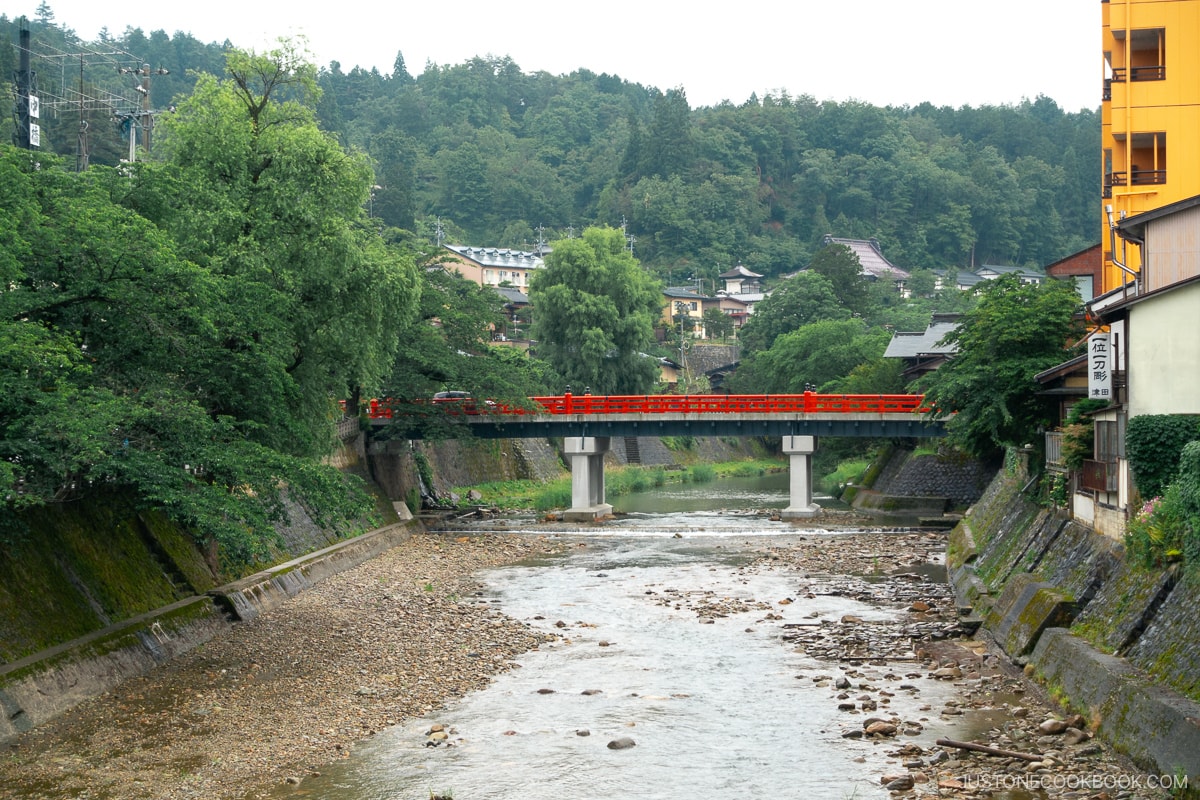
[1080,459,1118,493]
[1110,66,1166,82]
[1105,170,1166,190]
[1045,430,1065,470]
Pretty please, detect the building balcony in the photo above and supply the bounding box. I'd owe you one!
[1105,170,1166,191]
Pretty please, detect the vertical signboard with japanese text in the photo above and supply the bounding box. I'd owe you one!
[28,94,40,148]
[1089,333,1112,399]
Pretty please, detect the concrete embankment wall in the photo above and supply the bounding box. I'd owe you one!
[949,455,1200,782]
[0,521,415,744]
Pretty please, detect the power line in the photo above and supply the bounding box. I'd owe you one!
[10,25,168,166]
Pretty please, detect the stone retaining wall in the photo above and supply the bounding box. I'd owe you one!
[872,448,996,508]
[949,460,1200,782]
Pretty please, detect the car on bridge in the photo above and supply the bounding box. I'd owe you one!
[432,391,496,413]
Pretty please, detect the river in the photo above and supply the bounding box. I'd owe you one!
[269,474,1001,799]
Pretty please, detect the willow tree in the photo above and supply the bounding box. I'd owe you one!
[530,227,662,395]
[141,40,420,458]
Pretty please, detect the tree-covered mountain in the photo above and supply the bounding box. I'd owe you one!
[5,12,1099,288]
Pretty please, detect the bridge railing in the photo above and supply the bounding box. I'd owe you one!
[363,392,928,419]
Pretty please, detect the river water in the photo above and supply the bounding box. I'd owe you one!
[272,474,973,800]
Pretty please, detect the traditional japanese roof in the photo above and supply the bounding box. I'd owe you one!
[883,314,961,359]
[718,264,763,279]
[974,264,1046,282]
[664,286,707,300]
[821,235,911,280]
[933,269,986,289]
[494,286,529,305]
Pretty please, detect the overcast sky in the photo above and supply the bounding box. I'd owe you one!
[18,0,1101,112]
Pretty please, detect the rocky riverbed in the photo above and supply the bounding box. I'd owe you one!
[0,523,1176,799]
[743,530,1174,799]
[0,532,566,800]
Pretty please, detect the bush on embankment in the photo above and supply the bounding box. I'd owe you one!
[1124,435,1200,571]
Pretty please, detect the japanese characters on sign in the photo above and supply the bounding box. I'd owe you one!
[1088,333,1112,399]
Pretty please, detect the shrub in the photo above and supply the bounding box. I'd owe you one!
[1125,489,1188,568]
[1176,441,1200,567]
[1060,423,1094,470]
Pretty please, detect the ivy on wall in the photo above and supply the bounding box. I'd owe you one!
[1126,415,1200,500]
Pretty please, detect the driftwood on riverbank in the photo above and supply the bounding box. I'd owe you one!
[935,737,1044,762]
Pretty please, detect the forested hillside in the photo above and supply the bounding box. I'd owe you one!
[5,11,1099,286]
[1,12,1095,564]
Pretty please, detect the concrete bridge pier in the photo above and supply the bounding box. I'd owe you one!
[781,435,820,519]
[563,436,613,522]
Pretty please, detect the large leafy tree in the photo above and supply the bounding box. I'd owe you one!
[1,42,422,565]
[138,41,420,459]
[807,243,871,316]
[530,227,662,394]
[0,146,373,563]
[920,275,1084,458]
[737,270,848,353]
[731,319,891,394]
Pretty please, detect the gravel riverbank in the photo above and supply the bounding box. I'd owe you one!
[0,531,566,800]
[0,522,1172,799]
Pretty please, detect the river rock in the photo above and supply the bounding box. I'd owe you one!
[882,773,914,791]
[1038,718,1068,734]
[865,721,898,737]
[1062,727,1090,745]
[607,737,637,750]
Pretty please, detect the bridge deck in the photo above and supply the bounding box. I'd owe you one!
[362,393,945,439]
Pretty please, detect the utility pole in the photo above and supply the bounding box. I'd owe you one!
[14,21,40,150]
[120,63,168,159]
[15,32,153,167]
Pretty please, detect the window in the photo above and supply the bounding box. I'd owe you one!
[1095,418,1125,462]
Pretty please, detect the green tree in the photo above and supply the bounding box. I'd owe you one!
[808,243,871,315]
[738,270,848,352]
[906,268,937,298]
[702,307,735,340]
[530,227,662,394]
[919,275,1084,457]
[731,319,890,394]
[143,41,420,460]
[0,146,375,562]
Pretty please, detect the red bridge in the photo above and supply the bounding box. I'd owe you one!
[361,392,943,521]
[366,391,929,422]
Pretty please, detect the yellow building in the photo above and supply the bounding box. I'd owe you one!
[1101,0,1200,293]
